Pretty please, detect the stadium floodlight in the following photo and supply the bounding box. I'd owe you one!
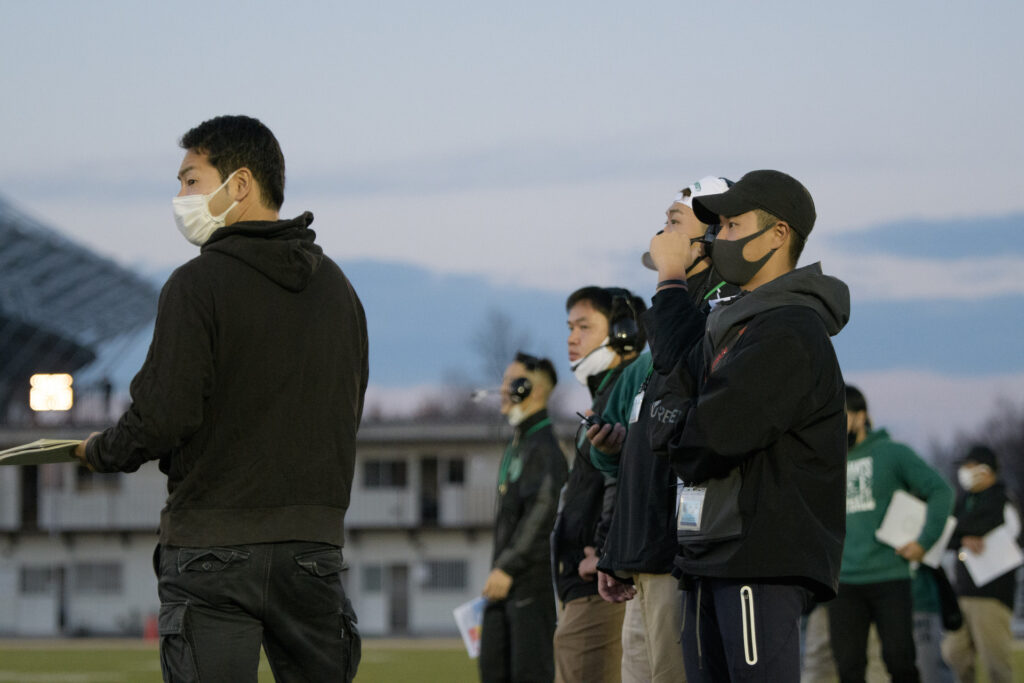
[29,373,74,411]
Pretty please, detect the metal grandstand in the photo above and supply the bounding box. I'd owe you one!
[0,194,158,421]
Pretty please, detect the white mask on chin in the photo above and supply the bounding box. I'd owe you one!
[172,170,239,246]
[571,338,617,385]
[507,404,527,426]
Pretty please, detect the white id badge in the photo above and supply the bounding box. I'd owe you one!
[676,480,707,532]
[628,390,645,424]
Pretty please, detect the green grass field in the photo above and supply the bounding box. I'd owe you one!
[0,638,479,682]
[1,639,1022,682]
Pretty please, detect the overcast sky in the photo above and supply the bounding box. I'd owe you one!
[3,0,1023,451]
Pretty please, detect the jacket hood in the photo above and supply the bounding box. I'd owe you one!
[707,262,850,350]
[201,211,323,292]
[849,428,891,457]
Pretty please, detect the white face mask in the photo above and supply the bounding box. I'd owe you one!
[957,465,988,491]
[172,170,239,246]
[570,338,617,386]
[507,404,527,426]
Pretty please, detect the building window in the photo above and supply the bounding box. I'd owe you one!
[364,460,407,488]
[73,563,122,594]
[423,560,468,591]
[75,468,121,492]
[19,566,55,595]
[446,458,465,485]
[363,564,383,592]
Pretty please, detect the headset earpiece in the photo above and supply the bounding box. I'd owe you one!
[508,377,533,404]
[610,316,640,354]
[604,288,640,355]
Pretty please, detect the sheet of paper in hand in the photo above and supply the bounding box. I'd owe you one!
[0,439,82,466]
[453,596,486,658]
[960,524,1024,587]
[874,489,956,569]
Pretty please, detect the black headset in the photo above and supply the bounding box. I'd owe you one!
[691,177,734,258]
[508,351,546,403]
[603,288,640,355]
[508,377,532,404]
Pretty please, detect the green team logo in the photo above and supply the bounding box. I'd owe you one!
[508,456,523,483]
[846,457,875,513]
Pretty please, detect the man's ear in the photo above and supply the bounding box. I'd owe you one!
[769,221,791,250]
[230,167,255,203]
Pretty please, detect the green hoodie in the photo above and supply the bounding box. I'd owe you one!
[840,428,954,584]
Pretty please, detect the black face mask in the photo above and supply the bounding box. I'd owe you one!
[847,430,859,450]
[711,226,777,286]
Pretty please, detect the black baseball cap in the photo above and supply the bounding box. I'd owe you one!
[692,170,817,238]
[960,444,999,472]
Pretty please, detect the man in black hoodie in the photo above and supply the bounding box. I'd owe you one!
[645,170,850,681]
[551,286,645,683]
[73,115,368,683]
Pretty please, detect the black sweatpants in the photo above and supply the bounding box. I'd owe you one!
[156,542,360,683]
[681,577,813,682]
[829,578,919,683]
[479,585,557,683]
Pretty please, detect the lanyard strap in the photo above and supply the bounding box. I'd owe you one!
[523,417,551,439]
[704,280,726,301]
[497,443,516,490]
[595,369,617,395]
[498,417,551,489]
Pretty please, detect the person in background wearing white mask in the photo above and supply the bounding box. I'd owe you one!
[941,445,1022,683]
[74,115,368,682]
[480,352,569,683]
[552,286,645,683]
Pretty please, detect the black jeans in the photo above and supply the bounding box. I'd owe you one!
[681,578,813,682]
[479,585,557,683]
[156,542,360,683]
[829,579,919,683]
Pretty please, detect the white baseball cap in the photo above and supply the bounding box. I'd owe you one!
[641,176,731,270]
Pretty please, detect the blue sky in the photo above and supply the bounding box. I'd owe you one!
[2,0,1023,452]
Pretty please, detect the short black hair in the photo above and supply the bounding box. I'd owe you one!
[566,286,648,353]
[845,384,873,428]
[567,286,613,318]
[845,385,867,413]
[515,351,557,388]
[180,115,285,210]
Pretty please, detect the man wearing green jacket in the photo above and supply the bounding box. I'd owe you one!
[829,385,954,683]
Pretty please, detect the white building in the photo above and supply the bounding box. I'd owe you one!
[0,419,576,637]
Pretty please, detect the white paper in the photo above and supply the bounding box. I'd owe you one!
[874,489,957,569]
[1004,503,1021,539]
[960,524,1024,587]
[453,596,486,659]
[921,517,958,569]
[0,439,81,466]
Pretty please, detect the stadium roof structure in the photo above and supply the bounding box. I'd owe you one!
[0,194,159,415]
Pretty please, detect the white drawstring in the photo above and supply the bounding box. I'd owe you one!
[740,585,758,666]
[695,581,703,669]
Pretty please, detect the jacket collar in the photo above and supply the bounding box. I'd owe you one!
[515,408,549,436]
